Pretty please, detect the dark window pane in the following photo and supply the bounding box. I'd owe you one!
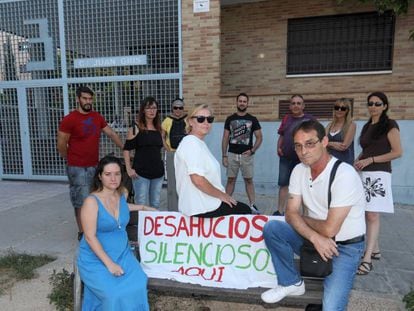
[287,11,395,75]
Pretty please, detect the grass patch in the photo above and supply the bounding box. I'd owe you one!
[0,250,55,295]
[48,269,74,311]
[403,289,414,311]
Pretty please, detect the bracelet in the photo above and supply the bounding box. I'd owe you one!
[223,155,228,158]
[372,156,375,164]
[250,149,255,155]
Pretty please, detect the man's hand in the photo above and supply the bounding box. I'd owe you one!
[311,235,339,262]
[222,156,229,167]
[218,192,237,207]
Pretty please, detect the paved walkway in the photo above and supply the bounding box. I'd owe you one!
[0,180,412,310]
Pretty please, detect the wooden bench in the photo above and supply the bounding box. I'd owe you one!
[147,259,323,309]
[74,254,322,310]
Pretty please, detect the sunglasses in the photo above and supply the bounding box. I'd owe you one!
[334,106,348,111]
[173,106,184,110]
[367,101,384,107]
[191,116,215,124]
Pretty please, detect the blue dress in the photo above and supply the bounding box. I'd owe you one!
[77,195,149,311]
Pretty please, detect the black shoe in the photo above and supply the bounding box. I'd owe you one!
[77,232,83,241]
[272,210,284,216]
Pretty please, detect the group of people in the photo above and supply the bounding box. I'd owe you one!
[57,86,402,310]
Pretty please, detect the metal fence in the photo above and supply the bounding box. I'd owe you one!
[0,0,181,180]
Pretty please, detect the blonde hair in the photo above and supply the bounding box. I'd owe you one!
[185,104,213,133]
[327,98,353,137]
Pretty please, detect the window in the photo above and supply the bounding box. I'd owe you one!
[287,11,395,75]
[278,99,354,120]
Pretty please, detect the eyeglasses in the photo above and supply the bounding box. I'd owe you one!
[290,101,303,106]
[294,140,321,152]
[334,106,348,111]
[367,101,384,107]
[191,116,215,124]
[173,106,184,110]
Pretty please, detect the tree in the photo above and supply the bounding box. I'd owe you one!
[338,0,414,39]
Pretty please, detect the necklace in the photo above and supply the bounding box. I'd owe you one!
[100,194,121,229]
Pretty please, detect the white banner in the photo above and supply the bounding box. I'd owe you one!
[138,212,282,289]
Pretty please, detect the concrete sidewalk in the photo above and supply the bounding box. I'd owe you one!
[0,180,412,310]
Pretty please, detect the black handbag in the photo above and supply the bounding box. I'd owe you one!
[299,160,342,278]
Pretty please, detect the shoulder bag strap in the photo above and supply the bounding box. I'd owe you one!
[328,160,342,208]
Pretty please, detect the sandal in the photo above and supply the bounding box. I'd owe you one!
[361,251,382,260]
[357,261,373,275]
[371,252,381,260]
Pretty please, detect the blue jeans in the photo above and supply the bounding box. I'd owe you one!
[278,156,300,186]
[67,166,96,209]
[133,175,164,208]
[263,220,364,311]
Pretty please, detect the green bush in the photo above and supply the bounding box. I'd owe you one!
[48,269,74,311]
[403,289,414,311]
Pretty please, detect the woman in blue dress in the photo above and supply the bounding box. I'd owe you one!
[325,98,356,165]
[77,155,156,310]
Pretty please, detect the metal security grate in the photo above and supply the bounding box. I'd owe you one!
[0,0,61,80]
[0,0,181,180]
[64,0,179,78]
[0,88,23,175]
[27,87,66,175]
[287,11,395,75]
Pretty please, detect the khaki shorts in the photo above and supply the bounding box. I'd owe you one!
[227,152,254,179]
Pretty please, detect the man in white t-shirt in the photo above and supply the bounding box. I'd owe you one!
[261,120,366,310]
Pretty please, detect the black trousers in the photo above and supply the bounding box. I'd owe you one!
[195,201,251,218]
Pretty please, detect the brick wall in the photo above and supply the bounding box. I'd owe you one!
[219,0,414,121]
[181,0,222,113]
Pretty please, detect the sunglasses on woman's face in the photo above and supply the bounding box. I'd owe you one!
[334,106,348,111]
[191,116,215,124]
[173,106,184,110]
[367,101,384,107]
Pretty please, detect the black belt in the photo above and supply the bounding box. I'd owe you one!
[337,235,365,245]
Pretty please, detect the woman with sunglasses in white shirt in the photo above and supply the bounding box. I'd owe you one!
[325,98,356,165]
[174,104,251,217]
[354,92,403,275]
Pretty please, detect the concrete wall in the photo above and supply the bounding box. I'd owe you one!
[204,120,412,205]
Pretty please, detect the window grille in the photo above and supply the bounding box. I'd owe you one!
[278,99,354,120]
[287,11,395,75]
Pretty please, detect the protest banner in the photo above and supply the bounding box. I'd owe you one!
[138,212,281,289]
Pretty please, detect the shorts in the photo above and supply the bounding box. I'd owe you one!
[227,152,254,179]
[278,156,300,186]
[67,166,96,209]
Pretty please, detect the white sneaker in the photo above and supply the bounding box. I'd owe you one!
[261,280,305,304]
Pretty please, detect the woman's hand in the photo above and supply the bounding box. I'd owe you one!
[107,262,124,277]
[126,167,138,179]
[354,157,373,171]
[141,205,157,212]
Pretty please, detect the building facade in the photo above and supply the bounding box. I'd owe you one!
[1,0,413,203]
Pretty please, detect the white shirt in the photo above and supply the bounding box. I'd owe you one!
[289,157,366,241]
[174,135,224,216]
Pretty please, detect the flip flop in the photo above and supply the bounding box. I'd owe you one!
[357,261,373,275]
[371,252,381,260]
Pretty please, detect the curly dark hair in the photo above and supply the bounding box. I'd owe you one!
[360,91,390,140]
